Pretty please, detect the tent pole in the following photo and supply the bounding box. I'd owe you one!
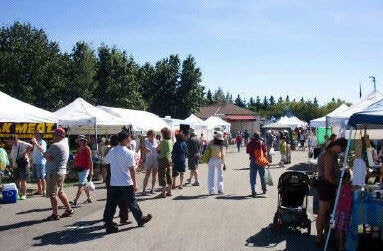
[324,129,353,251]
[95,120,99,156]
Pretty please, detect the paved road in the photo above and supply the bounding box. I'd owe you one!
[0,146,323,251]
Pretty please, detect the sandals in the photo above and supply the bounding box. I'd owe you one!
[61,209,74,218]
[69,200,77,207]
[47,214,60,221]
[86,198,92,203]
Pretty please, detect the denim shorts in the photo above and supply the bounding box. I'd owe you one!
[78,169,90,185]
[34,164,46,179]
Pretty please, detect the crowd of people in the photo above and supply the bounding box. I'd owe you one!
[2,126,382,250]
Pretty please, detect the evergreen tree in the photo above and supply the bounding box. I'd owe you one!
[278,96,283,103]
[255,96,262,111]
[262,96,269,109]
[234,94,246,107]
[206,89,214,104]
[213,87,226,104]
[175,55,204,118]
[285,95,290,102]
[269,95,275,106]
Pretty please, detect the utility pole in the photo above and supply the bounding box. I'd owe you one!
[369,76,376,92]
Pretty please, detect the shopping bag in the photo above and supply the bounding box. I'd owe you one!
[265,168,274,186]
[200,147,211,163]
[254,149,269,167]
[269,147,275,155]
[85,180,95,191]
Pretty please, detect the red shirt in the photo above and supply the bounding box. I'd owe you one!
[75,146,92,170]
[246,139,267,159]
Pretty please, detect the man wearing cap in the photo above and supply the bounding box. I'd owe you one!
[31,131,47,196]
[43,128,73,220]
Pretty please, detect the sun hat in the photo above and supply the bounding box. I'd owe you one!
[77,135,88,141]
[214,131,224,141]
[53,128,66,137]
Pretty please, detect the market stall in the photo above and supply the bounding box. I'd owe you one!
[0,91,57,138]
[324,98,383,250]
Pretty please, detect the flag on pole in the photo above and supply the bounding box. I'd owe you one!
[359,83,362,98]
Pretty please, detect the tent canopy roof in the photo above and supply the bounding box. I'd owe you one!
[348,98,383,129]
[327,91,383,125]
[310,104,349,127]
[0,91,57,123]
[54,98,127,127]
[98,106,169,132]
[264,116,307,129]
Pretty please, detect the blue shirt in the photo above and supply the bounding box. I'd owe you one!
[33,139,47,165]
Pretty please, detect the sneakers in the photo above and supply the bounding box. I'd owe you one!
[138,214,153,227]
[251,192,257,198]
[218,191,224,195]
[20,194,27,200]
[69,200,77,207]
[185,178,191,184]
[192,182,200,186]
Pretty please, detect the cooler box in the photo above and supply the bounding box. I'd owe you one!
[2,183,18,204]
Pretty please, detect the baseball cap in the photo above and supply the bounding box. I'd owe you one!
[53,128,66,137]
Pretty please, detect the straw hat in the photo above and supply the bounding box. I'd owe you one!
[214,131,224,141]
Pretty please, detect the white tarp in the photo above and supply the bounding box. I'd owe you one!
[204,116,231,131]
[310,104,349,128]
[327,91,383,126]
[54,98,127,134]
[263,116,307,129]
[0,91,57,123]
[98,106,169,132]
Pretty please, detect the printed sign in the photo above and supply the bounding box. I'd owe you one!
[0,123,57,139]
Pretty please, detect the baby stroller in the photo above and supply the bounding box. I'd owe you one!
[272,171,311,234]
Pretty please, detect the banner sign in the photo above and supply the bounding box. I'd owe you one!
[0,122,57,139]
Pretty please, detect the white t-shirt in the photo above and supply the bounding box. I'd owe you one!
[104,145,136,186]
[11,140,33,165]
[352,158,367,187]
[128,140,137,151]
[144,138,158,157]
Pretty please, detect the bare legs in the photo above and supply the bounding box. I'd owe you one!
[50,192,72,216]
[316,200,331,243]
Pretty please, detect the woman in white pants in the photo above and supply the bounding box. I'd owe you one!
[207,131,226,195]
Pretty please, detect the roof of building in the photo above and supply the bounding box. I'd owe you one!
[197,103,257,120]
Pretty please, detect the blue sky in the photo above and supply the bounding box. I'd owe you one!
[1,0,383,105]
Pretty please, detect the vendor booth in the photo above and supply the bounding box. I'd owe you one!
[309,104,349,128]
[98,106,169,132]
[263,116,307,130]
[324,98,383,251]
[0,91,57,138]
[54,98,128,135]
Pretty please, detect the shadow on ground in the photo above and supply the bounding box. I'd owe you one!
[172,195,210,200]
[0,219,46,231]
[16,207,61,215]
[215,194,251,200]
[32,220,139,247]
[245,225,321,251]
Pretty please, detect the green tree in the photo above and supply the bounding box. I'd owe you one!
[262,96,269,109]
[174,55,204,118]
[94,45,146,109]
[148,54,180,117]
[269,96,275,106]
[0,22,70,110]
[213,87,226,104]
[66,41,97,103]
[206,89,214,104]
[234,94,246,107]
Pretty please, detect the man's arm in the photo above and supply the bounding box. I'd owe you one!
[129,167,136,191]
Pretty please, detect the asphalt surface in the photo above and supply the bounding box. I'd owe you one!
[0,146,324,251]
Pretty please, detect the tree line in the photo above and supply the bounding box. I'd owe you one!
[0,22,349,122]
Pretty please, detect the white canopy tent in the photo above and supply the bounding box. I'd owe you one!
[0,91,57,123]
[54,98,128,135]
[98,106,169,132]
[183,114,208,137]
[309,104,349,128]
[263,116,307,130]
[327,91,383,127]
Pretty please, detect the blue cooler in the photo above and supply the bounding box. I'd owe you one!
[2,183,18,204]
